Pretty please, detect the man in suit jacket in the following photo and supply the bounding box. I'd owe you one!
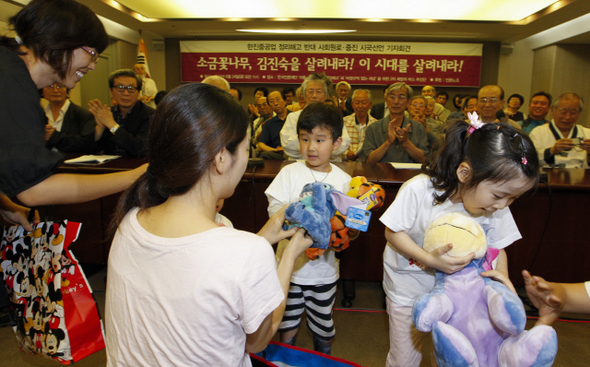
[370,85,390,120]
[42,83,96,154]
[88,69,155,157]
[336,81,354,116]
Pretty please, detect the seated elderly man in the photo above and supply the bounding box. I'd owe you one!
[89,69,155,157]
[422,96,444,149]
[252,96,275,145]
[343,89,377,161]
[280,72,350,161]
[422,85,450,123]
[336,81,354,116]
[257,91,290,160]
[477,85,522,130]
[42,83,95,154]
[202,75,230,92]
[530,92,590,168]
[357,83,428,164]
[133,63,157,109]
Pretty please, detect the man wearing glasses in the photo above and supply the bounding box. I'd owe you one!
[357,82,428,164]
[42,83,96,154]
[530,92,590,168]
[476,85,522,130]
[89,69,155,157]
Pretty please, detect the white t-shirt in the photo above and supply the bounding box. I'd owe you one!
[140,77,158,109]
[279,109,351,161]
[529,121,590,168]
[380,174,522,306]
[215,212,234,228]
[265,161,352,285]
[105,208,283,367]
[44,99,70,131]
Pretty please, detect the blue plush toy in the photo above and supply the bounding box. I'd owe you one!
[412,212,558,367]
[283,182,362,251]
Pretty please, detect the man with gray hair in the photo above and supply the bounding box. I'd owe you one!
[530,92,590,168]
[343,89,377,161]
[358,82,428,163]
[280,73,350,160]
[89,69,154,156]
[201,75,230,92]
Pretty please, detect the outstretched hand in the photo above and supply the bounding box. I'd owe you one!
[283,228,313,260]
[257,205,298,245]
[522,270,565,326]
[428,243,475,274]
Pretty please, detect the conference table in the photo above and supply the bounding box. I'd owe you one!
[50,158,590,286]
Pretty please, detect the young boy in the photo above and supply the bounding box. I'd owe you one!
[265,102,352,355]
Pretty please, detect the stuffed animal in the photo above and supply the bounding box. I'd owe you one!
[283,182,362,256]
[347,176,385,210]
[412,212,558,367]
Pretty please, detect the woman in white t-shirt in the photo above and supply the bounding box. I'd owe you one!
[105,83,312,367]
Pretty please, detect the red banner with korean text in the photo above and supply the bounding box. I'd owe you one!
[180,41,482,87]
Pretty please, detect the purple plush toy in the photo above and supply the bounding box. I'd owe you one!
[412,212,558,366]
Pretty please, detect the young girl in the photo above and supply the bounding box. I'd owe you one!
[105,83,312,367]
[381,119,540,367]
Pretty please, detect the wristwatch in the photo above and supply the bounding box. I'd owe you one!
[110,124,120,134]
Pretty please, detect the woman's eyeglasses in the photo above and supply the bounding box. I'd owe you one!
[81,46,100,64]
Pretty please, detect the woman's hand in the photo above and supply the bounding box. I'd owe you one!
[282,228,313,261]
[257,205,298,245]
[522,270,565,326]
[0,195,39,232]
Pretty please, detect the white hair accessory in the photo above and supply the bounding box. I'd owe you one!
[467,112,485,134]
[14,35,23,45]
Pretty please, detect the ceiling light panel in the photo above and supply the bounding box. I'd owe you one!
[115,0,559,21]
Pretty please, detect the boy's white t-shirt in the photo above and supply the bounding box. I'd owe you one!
[380,174,522,306]
[105,208,283,367]
[265,160,352,285]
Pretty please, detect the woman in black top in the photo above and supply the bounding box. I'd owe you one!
[0,0,146,214]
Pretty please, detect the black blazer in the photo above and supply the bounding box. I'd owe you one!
[339,98,354,117]
[46,102,96,154]
[95,102,155,157]
[370,102,386,120]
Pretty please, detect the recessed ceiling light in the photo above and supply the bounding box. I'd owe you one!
[236,29,356,34]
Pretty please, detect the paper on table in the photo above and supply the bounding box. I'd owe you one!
[390,162,422,169]
[64,155,120,164]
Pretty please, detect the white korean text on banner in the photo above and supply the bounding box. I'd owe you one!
[180,41,482,87]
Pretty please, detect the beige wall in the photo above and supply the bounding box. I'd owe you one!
[499,42,590,127]
[530,44,590,127]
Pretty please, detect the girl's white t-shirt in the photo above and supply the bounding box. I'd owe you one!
[380,174,522,306]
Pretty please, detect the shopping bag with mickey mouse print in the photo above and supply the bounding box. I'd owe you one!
[0,220,105,364]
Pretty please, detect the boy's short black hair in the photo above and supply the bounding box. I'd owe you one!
[297,102,343,141]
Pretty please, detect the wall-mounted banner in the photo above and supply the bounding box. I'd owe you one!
[180,41,482,87]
